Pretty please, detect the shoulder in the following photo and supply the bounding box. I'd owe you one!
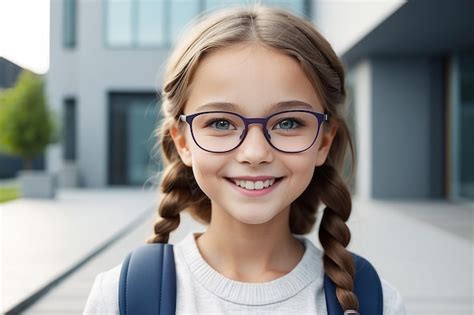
[83,264,121,314]
[380,278,407,315]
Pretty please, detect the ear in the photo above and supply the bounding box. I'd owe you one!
[314,124,338,167]
[170,124,193,167]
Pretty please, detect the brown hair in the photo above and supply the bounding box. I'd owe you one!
[147,4,358,312]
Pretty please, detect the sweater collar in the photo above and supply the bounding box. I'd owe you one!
[176,232,324,305]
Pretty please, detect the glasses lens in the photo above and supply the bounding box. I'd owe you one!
[190,111,320,153]
[191,112,245,152]
[267,111,319,152]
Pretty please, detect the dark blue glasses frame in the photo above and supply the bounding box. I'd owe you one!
[179,110,329,153]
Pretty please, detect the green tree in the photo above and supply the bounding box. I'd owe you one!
[0,70,58,169]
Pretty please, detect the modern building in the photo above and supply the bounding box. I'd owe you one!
[46,0,313,187]
[47,0,473,202]
[334,0,473,201]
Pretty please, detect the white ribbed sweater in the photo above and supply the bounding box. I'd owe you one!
[84,232,407,314]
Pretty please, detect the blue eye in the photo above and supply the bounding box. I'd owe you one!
[206,119,237,130]
[275,119,301,130]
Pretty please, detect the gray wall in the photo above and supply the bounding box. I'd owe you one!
[370,56,444,199]
[47,0,169,187]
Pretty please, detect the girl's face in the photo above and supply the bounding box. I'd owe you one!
[171,42,337,226]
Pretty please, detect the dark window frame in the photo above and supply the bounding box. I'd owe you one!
[63,97,77,161]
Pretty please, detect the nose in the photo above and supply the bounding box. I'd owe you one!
[235,124,274,165]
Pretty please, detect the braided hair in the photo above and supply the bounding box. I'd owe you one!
[147,4,358,312]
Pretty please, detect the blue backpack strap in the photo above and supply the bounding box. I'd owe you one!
[119,243,176,315]
[119,245,381,315]
[324,252,383,315]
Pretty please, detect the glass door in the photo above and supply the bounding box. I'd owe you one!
[108,92,161,186]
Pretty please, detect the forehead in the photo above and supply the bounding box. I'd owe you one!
[185,43,324,114]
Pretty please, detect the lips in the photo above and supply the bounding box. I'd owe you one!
[229,176,277,181]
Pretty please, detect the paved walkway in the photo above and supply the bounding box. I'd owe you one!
[2,190,473,314]
[1,188,157,314]
[23,207,205,314]
[346,198,473,314]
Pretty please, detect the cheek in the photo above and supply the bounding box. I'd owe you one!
[286,151,318,192]
[189,150,228,192]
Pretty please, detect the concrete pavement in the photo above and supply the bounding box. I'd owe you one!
[1,188,157,314]
[22,208,205,314]
[2,189,473,314]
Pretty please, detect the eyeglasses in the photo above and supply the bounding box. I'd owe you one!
[179,110,328,153]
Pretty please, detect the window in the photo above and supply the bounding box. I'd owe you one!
[106,0,134,46]
[169,0,200,44]
[63,98,76,161]
[63,0,77,48]
[204,0,308,17]
[263,0,308,17]
[137,0,166,45]
[105,0,310,48]
[105,0,200,47]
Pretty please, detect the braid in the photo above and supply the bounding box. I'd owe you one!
[289,117,358,313]
[316,163,359,311]
[147,117,211,244]
[290,129,358,312]
[146,160,189,244]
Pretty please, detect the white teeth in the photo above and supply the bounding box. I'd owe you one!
[232,178,279,190]
[245,181,255,190]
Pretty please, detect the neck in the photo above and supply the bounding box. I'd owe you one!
[195,205,305,282]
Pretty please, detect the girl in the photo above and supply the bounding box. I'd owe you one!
[85,4,406,314]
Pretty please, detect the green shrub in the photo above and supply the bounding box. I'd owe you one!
[0,70,58,169]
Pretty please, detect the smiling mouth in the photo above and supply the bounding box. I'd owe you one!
[225,177,284,191]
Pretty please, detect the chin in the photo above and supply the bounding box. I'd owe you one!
[231,210,278,225]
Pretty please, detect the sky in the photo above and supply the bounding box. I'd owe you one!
[0,0,50,74]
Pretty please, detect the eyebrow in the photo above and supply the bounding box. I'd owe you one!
[194,100,318,115]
